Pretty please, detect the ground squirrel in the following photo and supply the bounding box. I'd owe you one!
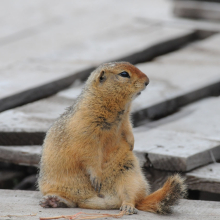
[38,62,187,214]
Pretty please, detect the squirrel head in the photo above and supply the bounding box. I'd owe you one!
[87,62,149,102]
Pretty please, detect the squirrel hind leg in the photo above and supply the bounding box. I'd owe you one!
[40,195,77,208]
[136,174,187,214]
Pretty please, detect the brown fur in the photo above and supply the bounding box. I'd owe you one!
[38,62,186,215]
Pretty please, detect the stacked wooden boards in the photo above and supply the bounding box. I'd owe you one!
[1,0,220,193]
[0,0,220,218]
[0,0,175,66]
[1,32,220,195]
[1,33,220,143]
[173,0,220,22]
[0,26,197,112]
[2,0,220,112]
[0,27,200,144]
[133,34,220,193]
[133,32,220,170]
[1,0,202,112]
[135,96,220,193]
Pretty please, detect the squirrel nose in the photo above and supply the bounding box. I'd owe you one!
[144,76,149,86]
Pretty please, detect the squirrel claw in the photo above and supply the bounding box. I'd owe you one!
[120,204,138,215]
[91,177,102,193]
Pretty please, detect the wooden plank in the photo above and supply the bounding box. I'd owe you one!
[173,0,220,21]
[1,0,219,113]
[2,0,161,64]
[132,33,220,122]
[0,0,172,49]
[3,0,220,46]
[0,1,80,40]
[0,190,219,220]
[1,33,220,145]
[1,145,219,195]
[2,145,219,195]
[141,163,220,195]
[0,146,41,167]
[186,163,220,194]
[134,97,220,171]
[0,85,82,145]
[1,0,198,112]
[0,26,194,112]
[1,97,220,170]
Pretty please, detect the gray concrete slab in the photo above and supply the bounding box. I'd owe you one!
[0,190,219,220]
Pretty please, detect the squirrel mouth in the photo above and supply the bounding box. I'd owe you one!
[137,92,141,96]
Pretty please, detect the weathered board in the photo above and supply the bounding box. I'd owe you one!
[186,163,220,194]
[0,85,82,145]
[0,27,194,112]
[1,146,220,195]
[173,0,220,21]
[0,190,219,220]
[1,0,198,113]
[140,15,220,34]
[133,33,220,121]
[0,146,146,168]
[0,0,174,64]
[1,97,220,172]
[1,34,220,145]
[134,97,220,171]
[0,146,41,167]
[142,163,220,194]
[2,0,220,113]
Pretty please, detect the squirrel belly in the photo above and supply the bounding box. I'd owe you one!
[38,62,186,214]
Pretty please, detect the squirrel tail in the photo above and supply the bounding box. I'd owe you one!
[136,174,187,214]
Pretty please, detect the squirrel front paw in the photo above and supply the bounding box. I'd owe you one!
[90,176,102,193]
[87,167,102,192]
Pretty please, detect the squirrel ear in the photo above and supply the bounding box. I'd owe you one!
[99,71,106,82]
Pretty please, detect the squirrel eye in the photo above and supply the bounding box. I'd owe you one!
[118,71,130,78]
